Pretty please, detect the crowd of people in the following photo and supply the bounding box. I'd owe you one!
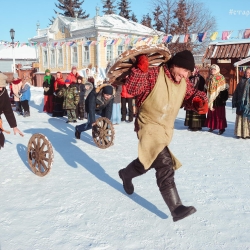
[2,62,250,142]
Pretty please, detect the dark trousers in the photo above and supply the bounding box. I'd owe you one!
[124,147,175,192]
[121,97,133,121]
[15,101,22,113]
[20,100,30,112]
[76,101,85,119]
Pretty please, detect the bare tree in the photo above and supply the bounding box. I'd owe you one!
[151,0,177,34]
[151,0,216,54]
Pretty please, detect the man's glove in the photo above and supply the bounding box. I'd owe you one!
[137,55,149,72]
[192,97,208,114]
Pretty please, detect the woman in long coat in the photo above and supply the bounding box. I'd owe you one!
[204,64,229,135]
[43,69,55,113]
[184,67,206,131]
[232,67,250,138]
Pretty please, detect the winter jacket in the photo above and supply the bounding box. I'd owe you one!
[85,84,114,125]
[232,77,249,115]
[121,85,133,98]
[212,89,228,107]
[74,83,86,104]
[12,79,22,101]
[20,82,31,101]
[66,72,80,84]
[43,75,55,96]
[57,84,80,110]
[0,88,17,128]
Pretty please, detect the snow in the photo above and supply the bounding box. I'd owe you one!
[1,86,250,250]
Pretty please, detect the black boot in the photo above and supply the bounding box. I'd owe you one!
[119,161,143,195]
[161,186,196,222]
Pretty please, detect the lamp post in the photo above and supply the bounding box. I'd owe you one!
[9,28,15,73]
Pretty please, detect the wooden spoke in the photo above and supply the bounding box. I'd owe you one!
[27,133,54,177]
[107,44,171,83]
[92,117,115,149]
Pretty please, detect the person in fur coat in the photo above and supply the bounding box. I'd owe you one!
[117,50,208,222]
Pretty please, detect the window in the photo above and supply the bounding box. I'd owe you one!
[60,25,65,34]
[50,49,55,67]
[117,45,124,56]
[83,45,89,63]
[43,50,48,67]
[106,45,113,62]
[72,46,78,64]
[57,48,63,66]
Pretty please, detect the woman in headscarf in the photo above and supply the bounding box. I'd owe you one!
[52,71,65,117]
[43,69,55,113]
[204,64,229,135]
[232,67,250,138]
[184,66,206,131]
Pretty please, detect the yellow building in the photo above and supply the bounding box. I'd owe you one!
[29,8,164,78]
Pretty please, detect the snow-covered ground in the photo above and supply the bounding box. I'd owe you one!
[1,87,250,250]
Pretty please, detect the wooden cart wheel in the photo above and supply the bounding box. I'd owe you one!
[27,133,54,177]
[92,117,115,149]
[107,44,171,83]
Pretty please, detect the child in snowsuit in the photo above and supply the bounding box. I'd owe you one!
[57,79,79,123]
[75,76,86,120]
[19,76,31,117]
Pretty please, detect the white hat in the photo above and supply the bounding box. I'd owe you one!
[0,73,8,87]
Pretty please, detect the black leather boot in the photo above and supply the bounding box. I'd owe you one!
[161,186,196,222]
[119,161,144,195]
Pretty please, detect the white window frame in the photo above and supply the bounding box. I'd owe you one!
[50,48,55,68]
[117,45,124,56]
[71,45,78,65]
[82,45,90,65]
[106,45,113,62]
[42,49,48,68]
[57,47,63,67]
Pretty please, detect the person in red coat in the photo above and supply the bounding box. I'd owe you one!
[52,72,65,117]
[66,66,80,84]
[121,84,134,122]
[118,50,208,222]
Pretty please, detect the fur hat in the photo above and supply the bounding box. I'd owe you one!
[102,85,113,95]
[0,73,8,87]
[77,75,83,81]
[171,50,195,72]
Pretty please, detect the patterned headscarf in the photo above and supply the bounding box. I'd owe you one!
[205,64,228,110]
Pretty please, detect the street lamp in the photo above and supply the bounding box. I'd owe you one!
[9,28,16,73]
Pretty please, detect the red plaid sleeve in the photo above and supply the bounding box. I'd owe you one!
[125,66,160,107]
[182,78,208,111]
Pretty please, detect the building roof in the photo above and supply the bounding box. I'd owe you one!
[31,13,163,42]
[0,45,36,60]
[203,41,250,59]
[234,56,250,67]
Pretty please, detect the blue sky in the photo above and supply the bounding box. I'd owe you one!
[0,0,249,42]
